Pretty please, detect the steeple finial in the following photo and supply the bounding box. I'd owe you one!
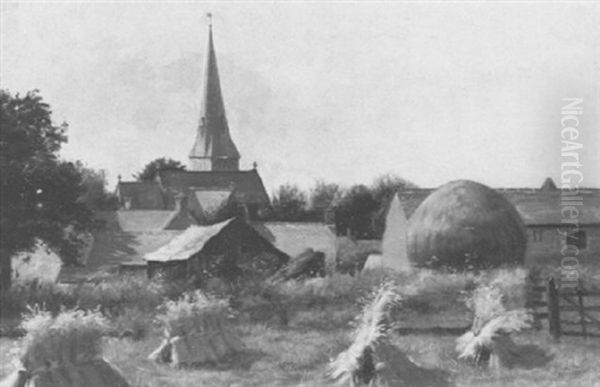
[206,12,212,28]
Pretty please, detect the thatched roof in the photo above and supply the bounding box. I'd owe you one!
[407,180,526,269]
[397,186,600,227]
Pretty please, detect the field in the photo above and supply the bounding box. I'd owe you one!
[2,259,600,386]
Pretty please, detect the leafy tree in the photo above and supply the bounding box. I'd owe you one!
[0,90,92,290]
[271,184,308,221]
[77,163,118,210]
[135,157,186,182]
[309,180,341,211]
[335,185,378,239]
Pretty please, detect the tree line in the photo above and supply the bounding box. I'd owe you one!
[269,174,417,239]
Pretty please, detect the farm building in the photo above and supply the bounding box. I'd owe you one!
[114,22,270,223]
[144,218,289,283]
[57,211,183,283]
[407,180,527,269]
[394,178,600,267]
[251,222,338,268]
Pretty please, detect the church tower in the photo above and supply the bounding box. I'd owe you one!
[189,18,241,171]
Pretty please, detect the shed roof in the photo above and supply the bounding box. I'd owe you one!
[145,218,236,262]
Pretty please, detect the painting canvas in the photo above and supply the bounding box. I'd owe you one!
[1,2,599,386]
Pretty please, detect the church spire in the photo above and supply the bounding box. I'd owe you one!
[189,15,241,171]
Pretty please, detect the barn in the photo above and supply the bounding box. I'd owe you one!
[144,218,289,284]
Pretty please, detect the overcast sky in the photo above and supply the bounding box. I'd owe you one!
[2,1,599,191]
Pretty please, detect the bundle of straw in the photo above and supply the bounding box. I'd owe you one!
[156,291,232,337]
[20,307,110,370]
[150,290,244,367]
[329,282,401,386]
[456,285,532,366]
[1,307,130,387]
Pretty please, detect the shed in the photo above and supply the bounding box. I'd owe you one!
[144,218,289,283]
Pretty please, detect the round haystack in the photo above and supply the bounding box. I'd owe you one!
[407,180,526,270]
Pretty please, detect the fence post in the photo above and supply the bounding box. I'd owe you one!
[577,280,587,339]
[547,277,561,341]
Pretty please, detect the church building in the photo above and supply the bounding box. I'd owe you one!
[116,21,269,225]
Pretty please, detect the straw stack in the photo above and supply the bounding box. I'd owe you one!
[329,283,450,386]
[1,308,129,387]
[149,291,244,367]
[456,285,533,369]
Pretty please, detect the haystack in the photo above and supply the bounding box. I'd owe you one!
[407,180,526,270]
[329,283,450,387]
[363,195,410,272]
[149,291,244,367]
[456,285,551,370]
[1,309,129,387]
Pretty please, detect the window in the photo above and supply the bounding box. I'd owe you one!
[566,230,587,249]
[532,229,544,242]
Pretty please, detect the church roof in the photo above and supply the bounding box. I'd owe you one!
[157,169,269,204]
[189,23,240,161]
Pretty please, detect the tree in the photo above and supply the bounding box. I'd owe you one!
[271,184,308,221]
[77,163,118,210]
[309,180,341,211]
[0,90,92,290]
[335,185,378,239]
[135,157,186,182]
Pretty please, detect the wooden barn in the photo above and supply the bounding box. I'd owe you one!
[144,218,289,284]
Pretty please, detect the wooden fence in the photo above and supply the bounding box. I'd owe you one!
[530,277,600,340]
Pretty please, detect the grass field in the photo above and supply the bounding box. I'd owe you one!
[2,324,600,386]
[2,263,600,386]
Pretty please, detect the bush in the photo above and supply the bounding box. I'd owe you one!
[0,274,182,321]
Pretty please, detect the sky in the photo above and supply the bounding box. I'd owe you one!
[2,1,599,192]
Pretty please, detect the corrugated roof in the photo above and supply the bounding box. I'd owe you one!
[158,170,269,204]
[252,222,337,265]
[145,218,236,262]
